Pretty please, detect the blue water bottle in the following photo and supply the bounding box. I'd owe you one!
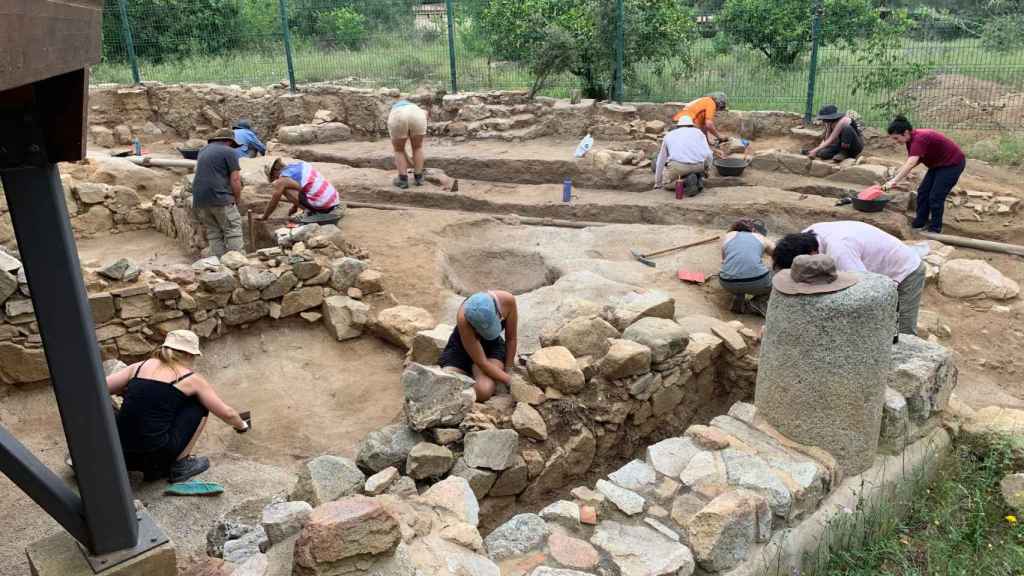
[132,138,142,156]
[562,178,573,203]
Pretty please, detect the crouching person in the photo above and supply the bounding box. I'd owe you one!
[439,291,518,402]
[258,158,341,222]
[719,218,774,316]
[106,330,249,482]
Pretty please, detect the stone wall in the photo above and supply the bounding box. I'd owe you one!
[352,297,762,535]
[0,238,382,386]
[86,82,804,147]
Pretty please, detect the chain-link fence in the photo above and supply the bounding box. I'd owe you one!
[95,0,1024,131]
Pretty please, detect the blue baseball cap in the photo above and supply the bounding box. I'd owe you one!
[464,292,502,340]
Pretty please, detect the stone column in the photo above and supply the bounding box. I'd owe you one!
[755,273,896,476]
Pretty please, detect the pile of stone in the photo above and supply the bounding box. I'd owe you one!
[881,334,959,448]
[476,401,835,576]
[950,189,1021,217]
[749,148,893,185]
[61,173,153,238]
[357,295,763,525]
[0,246,386,385]
[276,109,354,145]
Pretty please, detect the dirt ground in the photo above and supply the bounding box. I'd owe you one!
[2,129,1024,575]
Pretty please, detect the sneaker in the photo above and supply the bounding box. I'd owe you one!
[393,176,409,190]
[413,173,424,186]
[832,153,847,163]
[168,456,209,483]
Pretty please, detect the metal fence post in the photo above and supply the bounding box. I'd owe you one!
[445,0,458,94]
[614,0,625,102]
[278,0,297,93]
[804,0,823,123]
[116,0,141,84]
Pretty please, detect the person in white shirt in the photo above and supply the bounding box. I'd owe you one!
[772,221,925,335]
[654,115,714,195]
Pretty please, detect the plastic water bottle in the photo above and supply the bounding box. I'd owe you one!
[675,179,685,200]
[132,138,141,156]
[574,134,593,158]
[562,178,573,203]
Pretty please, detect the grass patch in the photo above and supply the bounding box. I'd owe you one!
[955,132,1024,168]
[818,441,1024,576]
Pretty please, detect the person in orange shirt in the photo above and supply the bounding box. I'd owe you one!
[672,92,728,144]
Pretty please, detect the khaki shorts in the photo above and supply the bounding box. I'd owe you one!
[387,105,428,140]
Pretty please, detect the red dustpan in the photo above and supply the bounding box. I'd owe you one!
[677,269,707,284]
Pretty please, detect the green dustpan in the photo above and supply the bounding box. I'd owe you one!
[165,480,224,496]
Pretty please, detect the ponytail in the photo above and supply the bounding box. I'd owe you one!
[887,115,913,135]
[151,346,194,380]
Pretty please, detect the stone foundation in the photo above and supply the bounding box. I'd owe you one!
[86,82,804,147]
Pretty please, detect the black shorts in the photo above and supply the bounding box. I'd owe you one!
[299,190,335,214]
[438,328,507,375]
[122,399,208,480]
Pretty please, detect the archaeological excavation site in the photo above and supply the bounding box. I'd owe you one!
[2,76,1024,576]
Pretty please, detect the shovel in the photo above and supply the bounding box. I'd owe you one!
[631,235,720,268]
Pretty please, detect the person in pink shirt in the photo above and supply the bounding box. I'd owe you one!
[773,221,925,335]
[883,115,966,233]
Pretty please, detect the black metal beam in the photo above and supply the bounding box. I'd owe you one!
[0,425,88,545]
[1,163,138,555]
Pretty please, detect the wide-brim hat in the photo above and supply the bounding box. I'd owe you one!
[207,128,239,146]
[264,158,285,183]
[816,104,845,121]
[773,254,859,295]
[677,115,696,127]
[163,329,202,356]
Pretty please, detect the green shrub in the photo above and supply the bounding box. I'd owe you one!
[315,7,369,49]
[287,0,417,37]
[718,0,880,68]
[101,0,247,63]
[478,0,698,99]
[981,15,1024,52]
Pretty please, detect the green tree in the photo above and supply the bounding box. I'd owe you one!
[717,0,880,68]
[479,0,697,99]
[101,0,247,63]
[851,9,933,116]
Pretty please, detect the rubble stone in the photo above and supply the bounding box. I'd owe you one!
[293,496,399,569]
[406,442,455,479]
[293,455,366,507]
[364,467,399,496]
[261,501,313,545]
[356,423,424,473]
[590,521,695,576]
[422,476,479,526]
[512,402,548,440]
[402,363,476,431]
[374,305,435,349]
[556,315,619,358]
[484,513,549,560]
[322,295,369,341]
[464,429,519,471]
[596,479,645,515]
[450,458,498,499]
[409,323,453,365]
[622,317,688,363]
[599,339,652,380]
[939,259,1019,300]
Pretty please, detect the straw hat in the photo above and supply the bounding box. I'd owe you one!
[677,115,696,127]
[163,330,202,356]
[207,128,239,146]
[773,254,859,295]
[264,157,285,183]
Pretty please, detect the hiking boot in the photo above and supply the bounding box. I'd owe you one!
[413,173,424,186]
[168,456,209,483]
[684,173,702,197]
[393,176,409,190]
[832,153,848,163]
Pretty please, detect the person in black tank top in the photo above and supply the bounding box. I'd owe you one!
[439,290,519,402]
[105,330,249,482]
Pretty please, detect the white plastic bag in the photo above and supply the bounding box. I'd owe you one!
[574,133,594,158]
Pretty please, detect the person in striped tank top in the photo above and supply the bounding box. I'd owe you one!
[258,158,341,221]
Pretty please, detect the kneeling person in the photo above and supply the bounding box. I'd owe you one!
[106,330,249,483]
[439,291,518,402]
[259,158,340,221]
[720,219,774,316]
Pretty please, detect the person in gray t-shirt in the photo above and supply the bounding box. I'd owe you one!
[192,129,243,256]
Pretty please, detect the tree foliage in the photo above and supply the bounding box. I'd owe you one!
[850,9,933,117]
[717,0,880,68]
[478,0,697,99]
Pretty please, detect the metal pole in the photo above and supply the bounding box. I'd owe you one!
[278,0,297,93]
[116,0,142,84]
[445,0,458,94]
[804,0,823,123]
[1,163,138,555]
[615,0,625,102]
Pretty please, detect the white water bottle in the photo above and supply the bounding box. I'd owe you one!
[574,134,594,158]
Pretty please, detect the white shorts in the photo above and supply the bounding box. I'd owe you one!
[387,105,428,140]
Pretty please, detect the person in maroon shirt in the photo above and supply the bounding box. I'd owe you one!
[883,115,966,233]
